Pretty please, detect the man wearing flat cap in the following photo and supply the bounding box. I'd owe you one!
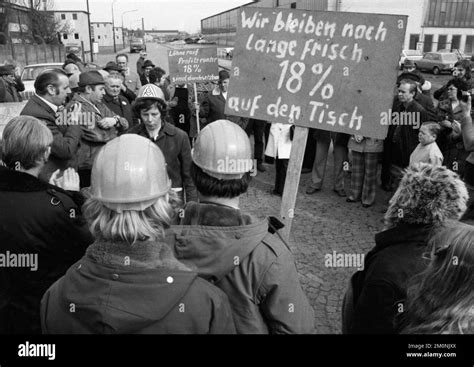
[67,70,128,187]
[139,60,155,86]
[0,64,25,102]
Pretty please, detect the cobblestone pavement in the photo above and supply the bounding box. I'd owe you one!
[239,148,391,334]
[239,147,474,334]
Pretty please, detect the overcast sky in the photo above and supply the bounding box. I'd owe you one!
[53,0,251,33]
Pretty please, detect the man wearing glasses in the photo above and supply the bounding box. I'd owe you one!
[0,64,25,103]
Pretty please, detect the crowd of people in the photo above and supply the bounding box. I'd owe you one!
[0,49,472,334]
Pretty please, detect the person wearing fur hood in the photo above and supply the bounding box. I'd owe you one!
[342,163,469,334]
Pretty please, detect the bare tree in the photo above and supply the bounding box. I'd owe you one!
[19,0,70,43]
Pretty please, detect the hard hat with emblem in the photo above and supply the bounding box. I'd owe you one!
[90,134,171,212]
[192,119,253,180]
[136,83,165,101]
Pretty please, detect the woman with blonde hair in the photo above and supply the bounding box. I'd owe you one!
[400,221,473,334]
[40,134,235,334]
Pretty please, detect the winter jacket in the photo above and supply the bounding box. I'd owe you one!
[348,136,383,153]
[20,94,83,181]
[343,223,433,334]
[67,94,128,171]
[121,68,141,94]
[0,167,93,334]
[41,239,236,334]
[168,201,314,334]
[265,122,292,159]
[200,86,248,130]
[128,122,197,202]
[103,94,138,129]
[388,99,430,168]
[0,77,24,102]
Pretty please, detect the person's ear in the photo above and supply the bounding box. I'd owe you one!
[46,84,56,96]
[85,85,93,94]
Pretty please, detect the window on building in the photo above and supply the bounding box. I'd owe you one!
[72,13,77,20]
[61,14,66,20]
[74,33,79,39]
[63,33,68,39]
[104,35,107,39]
[409,34,420,50]
[98,35,101,39]
[451,35,461,50]
[437,35,447,50]
[290,2,296,8]
[465,36,474,54]
[423,34,433,52]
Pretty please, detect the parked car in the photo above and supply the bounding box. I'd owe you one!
[130,39,146,53]
[398,49,423,70]
[19,62,63,100]
[415,52,458,75]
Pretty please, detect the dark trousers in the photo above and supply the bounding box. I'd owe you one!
[303,128,316,170]
[275,158,289,195]
[381,139,392,186]
[246,119,266,164]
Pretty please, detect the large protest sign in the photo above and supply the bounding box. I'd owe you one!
[168,47,219,84]
[0,102,27,138]
[225,8,407,139]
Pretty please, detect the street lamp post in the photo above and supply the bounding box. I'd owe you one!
[121,9,138,50]
[112,0,117,53]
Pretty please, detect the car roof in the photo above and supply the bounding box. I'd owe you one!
[23,63,63,68]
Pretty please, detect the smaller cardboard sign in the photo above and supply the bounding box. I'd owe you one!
[168,47,219,84]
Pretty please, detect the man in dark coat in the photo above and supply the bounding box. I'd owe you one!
[0,64,24,102]
[199,70,248,130]
[103,61,137,103]
[139,60,155,86]
[103,74,137,128]
[0,116,92,334]
[343,164,468,334]
[20,69,82,182]
[136,50,147,76]
[381,79,430,190]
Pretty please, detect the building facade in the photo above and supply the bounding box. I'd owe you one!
[201,0,474,54]
[55,10,91,56]
[91,22,123,51]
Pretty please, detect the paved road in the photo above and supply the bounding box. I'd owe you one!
[96,43,464,333]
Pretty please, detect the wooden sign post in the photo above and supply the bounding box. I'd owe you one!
[225,7,407,241]
[168,47,220,134]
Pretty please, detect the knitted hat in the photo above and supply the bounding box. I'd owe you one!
[384,163,468,228]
